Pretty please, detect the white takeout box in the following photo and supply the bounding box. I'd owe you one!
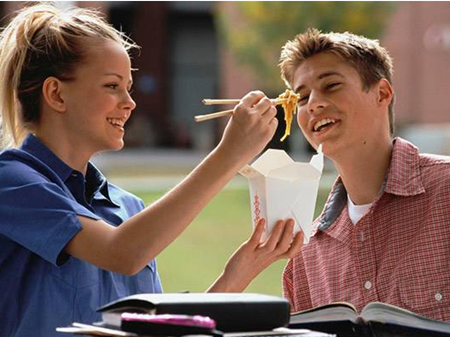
[239,146,323,244]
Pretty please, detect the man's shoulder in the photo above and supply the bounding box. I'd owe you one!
[417,152,450,189]
[394,138,450,184]
[418,152,450,177]
[419,152,450,166]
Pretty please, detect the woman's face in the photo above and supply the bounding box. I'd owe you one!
[60,39,136,154]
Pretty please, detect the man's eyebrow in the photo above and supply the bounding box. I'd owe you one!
[294,71,345,93]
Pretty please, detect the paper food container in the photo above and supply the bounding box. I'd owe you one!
[239,146,323,243]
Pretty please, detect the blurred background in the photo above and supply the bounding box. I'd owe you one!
[2,1,450,295]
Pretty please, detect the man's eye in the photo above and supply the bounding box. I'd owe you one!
[326,82,340,90]
[298,95,309,105]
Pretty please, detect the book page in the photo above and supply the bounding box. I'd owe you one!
[290,302,359,324]
[361,302,450,334]
[56,322,137,336]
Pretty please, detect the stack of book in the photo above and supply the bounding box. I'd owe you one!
[57,293,333,337]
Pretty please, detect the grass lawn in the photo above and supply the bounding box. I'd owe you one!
[134,188,329,296]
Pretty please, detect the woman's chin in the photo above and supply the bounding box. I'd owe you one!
[113,141,125,151]
[103,139,125,152]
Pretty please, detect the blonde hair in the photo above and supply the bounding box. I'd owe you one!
[279,28,395,136]
[0,3,138,148]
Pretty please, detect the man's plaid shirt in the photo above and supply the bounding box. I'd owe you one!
[283,138,450,322]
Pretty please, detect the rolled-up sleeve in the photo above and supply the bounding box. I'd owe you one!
[0,171,101,266]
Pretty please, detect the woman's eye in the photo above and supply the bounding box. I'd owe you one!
[106,84,118,89]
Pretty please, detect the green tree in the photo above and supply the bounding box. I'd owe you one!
[216,1,396,92]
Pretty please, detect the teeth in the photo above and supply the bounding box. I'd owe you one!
[313,118,335,132]
[107,118,125,128]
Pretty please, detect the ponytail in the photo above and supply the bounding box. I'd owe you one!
[0,3,138,148]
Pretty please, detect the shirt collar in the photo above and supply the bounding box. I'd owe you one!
[384,137,426,196]
[316,137,425,233]
[85,162,120,206]
[21,134,118,206]
[21,134,74,182]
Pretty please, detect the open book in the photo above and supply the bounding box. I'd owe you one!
[289,302,450,337]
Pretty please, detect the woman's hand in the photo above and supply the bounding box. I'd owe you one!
[207,218,303,292]
[216,91,278,167]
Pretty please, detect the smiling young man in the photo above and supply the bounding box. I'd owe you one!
[278,28,450,322]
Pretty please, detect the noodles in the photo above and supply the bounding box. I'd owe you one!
[278,89,300,142]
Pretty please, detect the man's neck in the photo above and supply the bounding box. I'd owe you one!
[334,138,393,205]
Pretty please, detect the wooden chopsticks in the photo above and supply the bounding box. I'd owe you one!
[195,98,287,122]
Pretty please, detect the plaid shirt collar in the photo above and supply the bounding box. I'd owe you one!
[316,137,425,233]
[384,138,426,196]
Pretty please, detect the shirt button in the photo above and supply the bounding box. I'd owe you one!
[435,292,443,301]
[364,281,372,290]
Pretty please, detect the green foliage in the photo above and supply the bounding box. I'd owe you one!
[216,1,396,91]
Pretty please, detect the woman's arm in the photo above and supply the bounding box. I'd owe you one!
[65,91,279,274]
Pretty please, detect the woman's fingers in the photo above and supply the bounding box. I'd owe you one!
[238,91,276,118]
[282,231,304,258]
[274,219,296,251]
[252,96,274,114]
[264,220,288,251]
[239,90,265,108]
[247,218,266,247]
[218,90,278,165]
[262,219,303,258]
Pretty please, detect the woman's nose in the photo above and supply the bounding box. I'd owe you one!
[121,92,137,112]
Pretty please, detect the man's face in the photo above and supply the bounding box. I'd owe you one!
[292,52,385,160]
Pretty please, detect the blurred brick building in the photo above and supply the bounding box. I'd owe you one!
[2,2,450,153]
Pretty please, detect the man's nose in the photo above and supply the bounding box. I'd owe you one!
[307,91,327,114]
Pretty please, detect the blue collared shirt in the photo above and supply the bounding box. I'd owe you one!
[0,134,163,337]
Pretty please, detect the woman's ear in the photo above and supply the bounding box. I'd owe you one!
[42,77,66,112]
[377,78,394,107]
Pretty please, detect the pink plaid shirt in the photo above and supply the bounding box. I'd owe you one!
[283,138,450,322]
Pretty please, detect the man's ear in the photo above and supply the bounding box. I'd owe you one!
[42,77,66,112]
[377,78,394,107]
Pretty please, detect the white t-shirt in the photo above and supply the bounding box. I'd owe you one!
[347,195,372,225]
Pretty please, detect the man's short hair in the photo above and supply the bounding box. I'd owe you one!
[279,28,395,135]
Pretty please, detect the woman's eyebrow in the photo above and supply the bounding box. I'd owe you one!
[103,72,133,85]
[103,72,122,78]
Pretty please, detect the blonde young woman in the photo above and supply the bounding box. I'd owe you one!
[0,4,302,336]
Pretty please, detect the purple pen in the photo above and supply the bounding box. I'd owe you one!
[121,313,217,329]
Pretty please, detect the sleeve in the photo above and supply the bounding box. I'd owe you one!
[282,254,313,313]
[283,258,296,311]
[0,170,102,266]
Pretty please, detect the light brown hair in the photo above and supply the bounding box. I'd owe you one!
[279,28,395,135]
[0,3,138,148]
